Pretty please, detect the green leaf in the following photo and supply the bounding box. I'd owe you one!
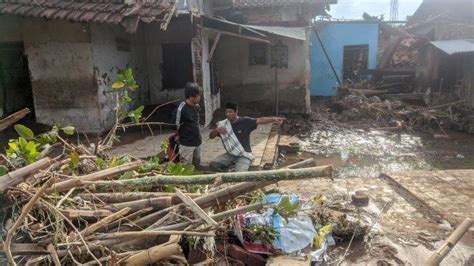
[96,157,106,169]
[108,157,118,168]
[70,151,80,168]
[0,166,8,176]
[117,73,125,81]
[14,124,35,140]
[276,196,299,221]
[119,171,135,180]
[112,81,125,89]
[128,84,139,91]
[61,126,75,136]
[181,165,195,176]
[125,68,133,79]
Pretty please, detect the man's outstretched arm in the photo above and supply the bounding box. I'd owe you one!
[256,117,287,125]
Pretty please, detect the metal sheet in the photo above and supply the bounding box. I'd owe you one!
[245,25,306,40]
[430,39,474,55]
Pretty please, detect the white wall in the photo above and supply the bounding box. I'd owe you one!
[90,23,148,130]
[215,34,309,114]
[201,29,220,126]
[22,19,103,132]
[145,20,194,104]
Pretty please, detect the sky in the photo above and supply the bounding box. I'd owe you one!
[328,0,424,20]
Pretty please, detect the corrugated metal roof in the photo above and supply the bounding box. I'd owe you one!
[246,25,306,40]
[430,39,474,55]
[0,0,176,33]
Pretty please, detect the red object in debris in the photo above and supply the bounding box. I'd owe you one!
[227,244,267,266]
[352,191,369,206]
[166,133,180,163]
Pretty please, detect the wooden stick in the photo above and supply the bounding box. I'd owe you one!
[175,189,219,228]
[80,192,201,203]
[60,209,113,220]
[424,218,473,266]
[122,242,182,265]
[106,207,153,232]
[0,158,53,194]
[87,165,333,188]
[105,197,177,212]
[0,108,30,131]
[45,160,143,194]
[0,244,49,255]
[4,177,55,266]
[80,207,131,237]
[46,244,60,266]
[90,230,214,240]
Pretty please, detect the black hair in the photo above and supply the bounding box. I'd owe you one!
[225,102,238,111]
[185,82,201,99]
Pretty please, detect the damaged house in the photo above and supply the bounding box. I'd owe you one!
[410,0,474,108]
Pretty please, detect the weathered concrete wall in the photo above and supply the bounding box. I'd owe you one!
[22,19,102,132]
[145,20,194,104]
[201,29,220,126]
[0,15,23,42]
[90,23,148,131]
[215,35,309,114]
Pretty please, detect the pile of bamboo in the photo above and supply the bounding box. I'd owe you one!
[0,150,332,265]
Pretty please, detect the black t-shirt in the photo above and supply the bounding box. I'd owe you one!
[231,117,258,153]
[173,103,202,147]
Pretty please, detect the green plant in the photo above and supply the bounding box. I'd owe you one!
[102,68,143,147]
[166,162,195,176]
[6,124,74,167]
[274,196,299,222]
[245,224,278,246]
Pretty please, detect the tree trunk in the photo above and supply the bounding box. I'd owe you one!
[0,158,54,194]
[45,161,143,194]
[0,108,30,132]
[87,165,332,189]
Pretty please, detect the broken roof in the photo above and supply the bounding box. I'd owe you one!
[246,25,306,40]
[232,0,336,9]
[430,39,474,55]
[0,0,177,33]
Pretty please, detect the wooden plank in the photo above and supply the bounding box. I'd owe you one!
[175,189,219,228]
[381,170,474,226]
[259,124,280,169]
[0,107,30,131]
[207,32,221,63]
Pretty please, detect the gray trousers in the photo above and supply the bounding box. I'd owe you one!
[209,153,252,172]
[179,145,201,167]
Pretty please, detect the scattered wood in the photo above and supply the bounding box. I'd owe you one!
[80,192,201,203]
[80,207,131,237]
[105,196,178,212]
[0,244,49,255]
[45,160,143,194]
[175,188,219,228]
[122,242,182,266]
[60,209,114,220]
[90,230,215,240]
[0,158,54,194]
[0,107,30,132]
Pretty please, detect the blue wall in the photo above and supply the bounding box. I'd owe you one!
[310,22,379,96]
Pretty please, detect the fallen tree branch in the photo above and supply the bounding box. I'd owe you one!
[86,165,333,189]
[4,177,55,266]
[90,230,214,240]
[80,192,201,203]
[80,207,131,237]
[175,189,219,228]
[0,108,30,132]
[0,158,54,194]
[45,160,143,194]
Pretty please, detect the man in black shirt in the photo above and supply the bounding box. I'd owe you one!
[209,103,286,172]
[173,83,202,167]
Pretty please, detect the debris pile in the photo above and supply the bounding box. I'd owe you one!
[0,121,373,265]
[328,86,472,132]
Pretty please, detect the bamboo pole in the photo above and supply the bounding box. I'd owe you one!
[45,160,143,194]
[80,208,131,237]
[0,108,30,132]
[90,230,214,240]
[79,192,201,203]
[175,189,219,228]
[105,197,178,212]
[0,158,53,194]
[121,242,182,266]
[86,165,332,189]
[424,218,473,266]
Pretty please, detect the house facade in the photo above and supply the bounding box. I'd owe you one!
[410,0,474,108]
[0,0,337,133]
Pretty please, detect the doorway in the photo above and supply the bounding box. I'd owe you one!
[0,42,33,117]
[161,43,193,89]
[343,45,369,81]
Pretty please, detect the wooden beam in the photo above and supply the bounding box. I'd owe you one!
[0,108,30,132]
[175,189,219,228]
[207,32,222,63]
[201,26,270,43]
[0,244,49,255]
